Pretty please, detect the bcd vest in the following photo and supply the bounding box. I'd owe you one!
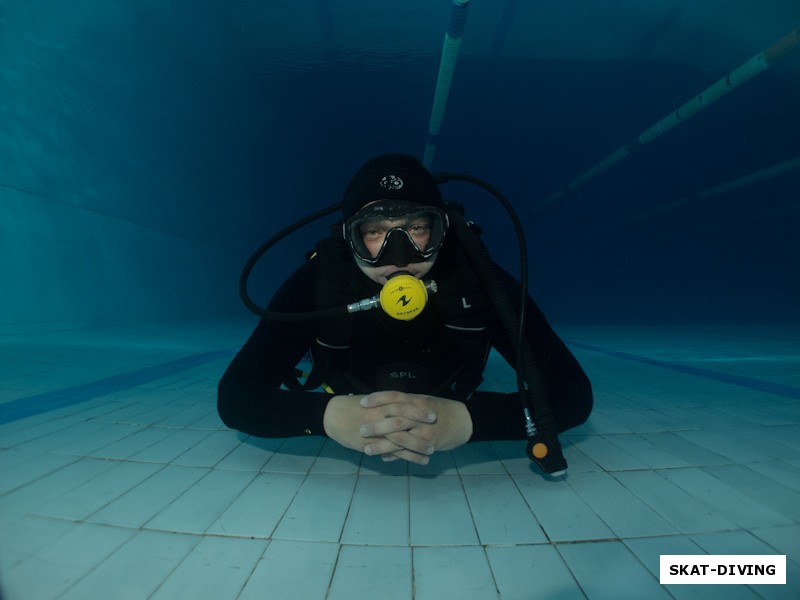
[299,233,492,400]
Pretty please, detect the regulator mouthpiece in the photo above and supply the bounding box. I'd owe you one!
[347,273,437,321]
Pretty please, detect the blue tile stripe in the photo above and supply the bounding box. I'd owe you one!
[568,341,800,400]
[0,348,238,426]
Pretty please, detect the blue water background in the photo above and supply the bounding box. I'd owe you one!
[1,2,799,330]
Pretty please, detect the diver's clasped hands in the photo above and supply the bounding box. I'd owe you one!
[359,391,474,464]
[322,391,473,465]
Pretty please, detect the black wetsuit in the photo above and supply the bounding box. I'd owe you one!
[217,238,592,442]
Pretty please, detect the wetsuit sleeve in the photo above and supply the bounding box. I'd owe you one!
[463,265,593,441]
[217,260,333,438]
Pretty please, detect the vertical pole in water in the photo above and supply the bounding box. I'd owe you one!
[423,0,470,170]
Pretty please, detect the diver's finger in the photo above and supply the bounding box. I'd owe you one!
[363,431,434,459]
[385,430,435,456]
[363,438,402,457]
[383,449,431,465]
[360,395,437,423]
[360,415,431,438]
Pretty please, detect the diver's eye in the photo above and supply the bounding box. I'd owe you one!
[361,228,382,240]
[407,224,431,235]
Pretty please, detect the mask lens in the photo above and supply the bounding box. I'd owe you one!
[344,207,448,265]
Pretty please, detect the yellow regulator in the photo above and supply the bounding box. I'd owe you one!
[379,274,431,320]
[347,274,438,321]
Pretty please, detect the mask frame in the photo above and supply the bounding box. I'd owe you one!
[342,205,449,266]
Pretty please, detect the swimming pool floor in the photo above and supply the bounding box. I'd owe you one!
[1,319,798,599]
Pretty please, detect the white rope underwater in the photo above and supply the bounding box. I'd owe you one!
[534,27,800,212]
[422,0,470,170]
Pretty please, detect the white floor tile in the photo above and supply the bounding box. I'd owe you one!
[409,475,478,546]
[675,429,776,463]
[559,439,605,473]
[624,536,759,600]
[3,521,136,600]
[568,434,651,471]
[751,524,800,558]
[12,420,113,453]
[153,402,217,429]
[689,528,791,558]
[149,535,268,600]
[461,474,547,544]
[0,514,76,572]
[689,531,799,600]
[661,466,795,528]
[0,450,78,495]
[207,472,306,539]
[413,546,497,600]
[513,472,614,542]
[1,456,118,514]
[703,461,800,523]
[215,436,282,472]
[603,432,692,469]
[452,441,506,474]
[1,322,798,599]
[408,448,459,476]
[87,464,210,528]
[359,453,409,475]
[33,460,162,521]
[0,418,78,448]
[85,425,178,460]
[340,473,409,545]
[754,424,800,452]
[613,470,738,534]
[737,426,800,461]
[327,545,412,600]
[557,541,672,600]
[145,468,256,534]
[486,544,585,600]
[272,473,357,542]
[170,429,243,467]
[310,438,363,474]
[260,437,326,473]
[237,540,338,600]
[638,431,732,467]
[567,470,678,538]
[128,428,213,464]
[51,422,148,456]
[57,530,201,600]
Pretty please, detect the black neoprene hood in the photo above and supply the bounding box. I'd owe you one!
[341,153,445,219]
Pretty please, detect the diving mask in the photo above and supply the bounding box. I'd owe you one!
[342,201,449,266]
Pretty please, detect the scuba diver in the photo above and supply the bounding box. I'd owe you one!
[217,153,592,473]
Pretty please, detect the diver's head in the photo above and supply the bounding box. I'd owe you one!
[341,154,448,284]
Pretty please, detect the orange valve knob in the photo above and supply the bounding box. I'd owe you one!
[531,442,548,459]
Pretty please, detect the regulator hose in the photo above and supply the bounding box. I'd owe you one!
[436,174,566,474]
[238,202,347,321]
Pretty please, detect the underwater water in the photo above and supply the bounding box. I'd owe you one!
[1,2,800,599]
[2,1,799,331]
